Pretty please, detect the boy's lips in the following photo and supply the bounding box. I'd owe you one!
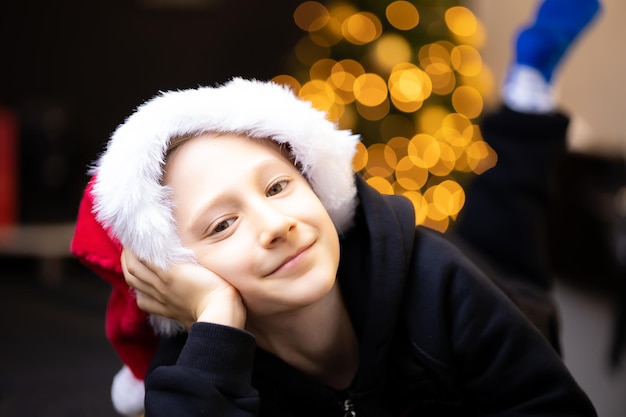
[264,241,315,277]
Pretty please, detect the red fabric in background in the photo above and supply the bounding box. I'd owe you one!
[0,107,18,226]
[70,177,158,379]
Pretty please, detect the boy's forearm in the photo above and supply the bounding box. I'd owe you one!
[146,323,259,416]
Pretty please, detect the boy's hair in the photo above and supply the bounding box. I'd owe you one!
[91,78,360,271]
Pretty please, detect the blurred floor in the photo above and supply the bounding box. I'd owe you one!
[0,257,120,417]
[555,278,626,417]
[1,257,625,417]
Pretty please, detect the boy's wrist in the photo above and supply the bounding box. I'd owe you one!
[196,290,246,329]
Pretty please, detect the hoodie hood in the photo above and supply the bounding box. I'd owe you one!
[91,78,360,271]
[340,177,416,387]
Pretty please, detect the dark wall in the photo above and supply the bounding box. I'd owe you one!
[0,0,302,222]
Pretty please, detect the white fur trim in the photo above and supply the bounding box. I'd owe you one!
[91,78,360,334]
[502,64,556,114]
[111,365,145,417]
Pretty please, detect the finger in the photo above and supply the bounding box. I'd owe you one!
[122,251,166,303]
[123,248,170,280]
[121,248,148,279]
[134,289,167,316]
[123,267,152,295]
[122,249,175,293]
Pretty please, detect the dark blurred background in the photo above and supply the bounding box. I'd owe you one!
[0,0,303,224]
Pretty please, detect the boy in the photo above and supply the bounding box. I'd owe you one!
[82,77,595,416]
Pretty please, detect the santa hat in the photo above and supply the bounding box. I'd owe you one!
[71,78,360,415]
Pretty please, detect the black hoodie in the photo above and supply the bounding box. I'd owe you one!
[143,176,596,417]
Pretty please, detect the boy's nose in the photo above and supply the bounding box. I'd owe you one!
[257,203,297,248]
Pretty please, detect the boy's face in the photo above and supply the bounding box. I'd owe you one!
[164,133,341,317]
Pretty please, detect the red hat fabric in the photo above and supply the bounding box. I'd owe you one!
[71,177,158,380]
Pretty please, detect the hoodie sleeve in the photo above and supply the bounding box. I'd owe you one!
[407,228,597,417]
[144,323,260,417]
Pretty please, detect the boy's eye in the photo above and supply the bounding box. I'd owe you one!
[209,218,235,236]
[267,179,289,197]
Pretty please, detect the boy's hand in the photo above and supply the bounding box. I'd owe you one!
[121,249,246,329]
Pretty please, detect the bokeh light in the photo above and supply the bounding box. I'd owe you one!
[451,44,482,76]
[354,73,388,107]
[276,1,497,232]
[451,85,483,119]
[342,12,383,45]
[445,6,477,37]
[293,1,330,32]
[388,63,432,113]
[371,33,413,73]
[386,1,420,31]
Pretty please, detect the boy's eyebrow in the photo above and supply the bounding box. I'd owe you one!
[187,192,231,238]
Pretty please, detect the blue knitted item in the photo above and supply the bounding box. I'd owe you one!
[515,0,601,81]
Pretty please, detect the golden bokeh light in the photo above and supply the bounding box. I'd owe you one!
[329,60,365,104]
[418,41,452,68]
[371,33,413,73]
[423,217,449,233]
[309,58,336,81]
[330,87,356,106]
[395,156,428,191]
[386,1,419,31]
[356,98,390,121]
[293,1,330,32]
[451,85,483,119]
[445,6,478,37]
[388,63,432,113]
[454,17,487,48]
[365,143,397,178]
[415,105,448,135]
[437,180,466,218]
[337,102,358,131]
[424,62,456,96]
[331,59,364,87]
[466,140,497,174]
[450,44,482,76]
[353,73,388,107]
[299,79,337,115]
[382,142,399,169]
[427,142,456,177]
[329,68,355,93]
[408,133,439,169]
[366,176,394,194]
[386,136,410,160]
[423,186,450,221]
[327,2,358,23]
[271,75,301,95]
[440,112,473,147]
[352,141,368,172]
[402,190,428,225]
[308,15,344,48]
[342,12,383,45]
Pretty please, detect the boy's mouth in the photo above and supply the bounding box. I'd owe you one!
[264,241,315,277]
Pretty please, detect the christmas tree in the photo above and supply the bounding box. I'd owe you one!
[274,0,497,232]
